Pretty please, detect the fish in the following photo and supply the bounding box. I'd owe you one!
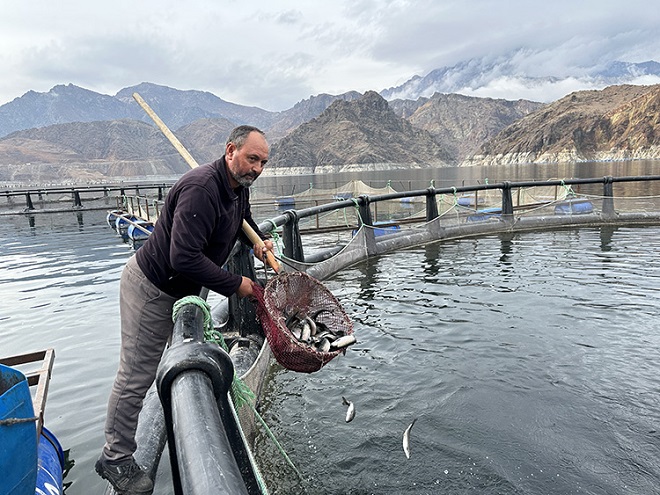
[300,320,312,342]
[342,396,355,423]
[284,308,301,329]
[304,315,317,336]
[330,334,357,349]
[402,418,417,459]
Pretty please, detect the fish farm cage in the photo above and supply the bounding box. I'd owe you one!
[100,175,660,277]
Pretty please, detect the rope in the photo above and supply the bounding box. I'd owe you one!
[172,296,254,406]
[451,187,458,206]
[268,224,284,257]
[560,180,575,197]
[350,197,363,226]
[171,296,304,483]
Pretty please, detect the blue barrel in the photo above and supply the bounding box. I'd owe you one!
[36,427,64,495]
[0,364,38,495]
[115,215,138,238]
[127,221,154,242]
[106,210,124,228]
[554,198,594,215]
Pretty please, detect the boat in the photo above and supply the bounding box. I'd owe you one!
[0,349,65,495]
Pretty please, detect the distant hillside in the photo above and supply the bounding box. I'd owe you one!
[266,91,363,140]
[391,93,544,162]
[267,91,450,174]
[176,118,237,164]
[0,84,658,183]
[0,120,190,182]
[466,84,660,165]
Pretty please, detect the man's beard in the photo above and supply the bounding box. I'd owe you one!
[230,169,257,188]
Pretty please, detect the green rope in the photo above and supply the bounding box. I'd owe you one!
[172,296,304,483]
[267,224,284,257]
[560,179,575,197]
[172,296,255,406]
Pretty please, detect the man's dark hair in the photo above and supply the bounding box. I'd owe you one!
[226,125,266,149]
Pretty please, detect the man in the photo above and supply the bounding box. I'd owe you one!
[96,125,274,494]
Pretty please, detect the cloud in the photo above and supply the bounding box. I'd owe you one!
[1,0,659,109]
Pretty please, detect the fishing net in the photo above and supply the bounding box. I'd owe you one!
[253,271,354,373]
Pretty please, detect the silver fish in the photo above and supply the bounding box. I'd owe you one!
[285,309,301,329]
[330,334,356,349]
[300,320,312,342]
[342,396,355,423]
[304,315,317,336]
[402,418,417,459]
[317,338,331,353]
[289,323,302,340]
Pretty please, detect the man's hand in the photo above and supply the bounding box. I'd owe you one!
[253,239,275,264]
[236,276,255,298]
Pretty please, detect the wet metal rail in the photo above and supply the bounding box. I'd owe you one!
[0,181,174,212]
[256,175,660,263]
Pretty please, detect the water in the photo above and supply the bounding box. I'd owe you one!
[1,163,660,494]
[254,227,660,495]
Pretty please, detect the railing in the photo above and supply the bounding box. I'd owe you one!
[1,181,174,211]
[254,175,660,262]
[110,174,660,267]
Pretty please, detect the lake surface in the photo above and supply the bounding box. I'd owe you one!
[254,226,660,495]
[1,161,659,494]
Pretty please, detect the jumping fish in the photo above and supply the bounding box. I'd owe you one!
[402,418,417,459]
[342,396,355,423]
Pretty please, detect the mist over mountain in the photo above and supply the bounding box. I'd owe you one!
[380,58,660,104]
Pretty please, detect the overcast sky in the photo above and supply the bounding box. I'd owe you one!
[1,0,659,110]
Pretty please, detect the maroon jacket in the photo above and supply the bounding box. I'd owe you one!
[135,156,264,298]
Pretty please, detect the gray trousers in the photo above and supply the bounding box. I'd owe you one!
[101,255,177,462]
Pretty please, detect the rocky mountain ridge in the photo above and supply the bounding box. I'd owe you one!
[465,84,660,165]
[267,91,450,175]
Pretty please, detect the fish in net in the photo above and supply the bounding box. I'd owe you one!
[252,271,355,373]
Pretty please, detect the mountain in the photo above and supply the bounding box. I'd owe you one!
[176,118,238,164]
[0,120,191,182]
[0,82,366,141]
[115,83,277,130]
[0,84,136,139]
[380,58,660,103]
[0,82,279,139]
[267,91,450,174]
[0,83,657,183]
[266,91,363,140]
[390,94,544,162]
[465,84,660,165]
